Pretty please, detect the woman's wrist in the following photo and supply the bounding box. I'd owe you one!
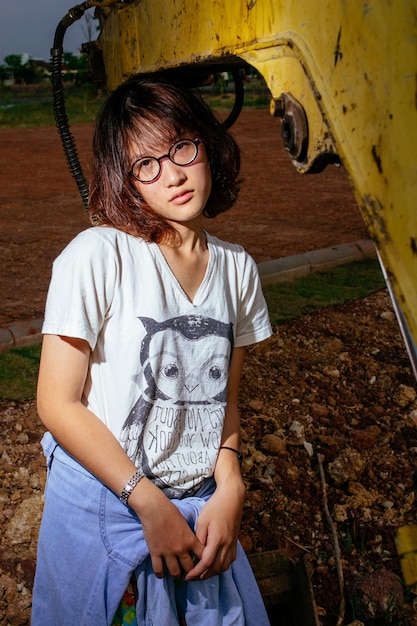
[218,445,243,464]
[215,471,246,503]
[215,447,245,493]
[119,468,145,505]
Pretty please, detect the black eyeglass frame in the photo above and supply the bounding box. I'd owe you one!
[130,138,202,183]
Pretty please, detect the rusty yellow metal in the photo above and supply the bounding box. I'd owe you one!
[395,526,417,592]
[95,0,417,356]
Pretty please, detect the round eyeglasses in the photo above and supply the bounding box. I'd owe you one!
[130,138,202,183]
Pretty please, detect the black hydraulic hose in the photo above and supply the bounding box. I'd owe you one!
[51,4,90,213]
[221,69,245,130]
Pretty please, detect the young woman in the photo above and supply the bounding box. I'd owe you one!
[32,75,272,625]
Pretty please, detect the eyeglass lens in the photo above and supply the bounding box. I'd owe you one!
[132,139,199,183]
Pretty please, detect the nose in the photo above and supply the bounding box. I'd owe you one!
[160,157,187,185]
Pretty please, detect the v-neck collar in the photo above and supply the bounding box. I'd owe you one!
[149,232,214,306]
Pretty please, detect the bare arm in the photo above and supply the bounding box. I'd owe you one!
[186,346,247,580]
[37,334,204,578]
[37,335,136,491]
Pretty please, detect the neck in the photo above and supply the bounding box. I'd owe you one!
[157,224,209,303]
[162,218,206,253]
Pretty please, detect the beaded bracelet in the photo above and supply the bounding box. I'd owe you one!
[219,446,243,464]
[119,469,145,505]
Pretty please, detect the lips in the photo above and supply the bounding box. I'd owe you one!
[169,190,194,204]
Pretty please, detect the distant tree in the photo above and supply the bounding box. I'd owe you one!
[62,52,91,86]
[0,64,9,85]
[4,54,42,84]
[4,54,24,77]
[62,52,85,71]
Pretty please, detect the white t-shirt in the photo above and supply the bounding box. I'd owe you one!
[43,227,272,497]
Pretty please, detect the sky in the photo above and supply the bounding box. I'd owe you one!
[0,1,90,62]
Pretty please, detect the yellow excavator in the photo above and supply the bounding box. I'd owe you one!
[50,0,417,614]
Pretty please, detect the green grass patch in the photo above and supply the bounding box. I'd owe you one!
[0,99,54,128]
[263,257,385,325]
[0,84,269,129]
[0,344,41,401]
[0,89,105,128]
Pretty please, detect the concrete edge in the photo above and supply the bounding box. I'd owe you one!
[0,239,376,353]
[0,319,43,354]
[258,239,376,286]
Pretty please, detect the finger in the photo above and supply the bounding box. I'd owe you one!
[185,547,218,581]
[151,555,165,579]
[187,542,238,581]
[178,552,198,574]
[184,562,208,581]
[186,558,221,581]
[164,555,183,579]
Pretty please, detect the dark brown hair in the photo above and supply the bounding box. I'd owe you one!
[88,75,241,242]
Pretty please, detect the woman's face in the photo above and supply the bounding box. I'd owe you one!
[129,133,212,228]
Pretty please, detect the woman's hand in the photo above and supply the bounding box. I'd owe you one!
[129,480,205,579]
[184,473,245,581]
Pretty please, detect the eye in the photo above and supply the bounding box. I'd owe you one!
[171,140,197,165]
[138,157,157,173]
[161,363,179,379]
[174,140,189,152]
[208,365,223,380]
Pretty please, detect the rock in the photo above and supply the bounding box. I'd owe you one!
[311,403,329,418]
[261,434,287,456]
[327,448,366,485]
[323,366,341,378]
[381,310,396,321]
[4,494,43,553]
[353,568,404,621]
[347,482,379,508]
[303,441,314,457]
[248,399,264,412]
[288,420,304,442]
[333,503,349,522]
[395,385,416,408]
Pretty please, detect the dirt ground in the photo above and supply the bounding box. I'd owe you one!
[1,110,417,625]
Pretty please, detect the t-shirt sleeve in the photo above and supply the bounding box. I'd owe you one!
[234,252,272,348]
[42,230,118,350]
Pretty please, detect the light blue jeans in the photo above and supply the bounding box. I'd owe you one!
[32,433,270,625]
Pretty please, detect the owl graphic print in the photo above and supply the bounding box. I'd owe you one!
[120,314,234,498]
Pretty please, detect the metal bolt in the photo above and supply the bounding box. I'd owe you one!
[270,97,286,118]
